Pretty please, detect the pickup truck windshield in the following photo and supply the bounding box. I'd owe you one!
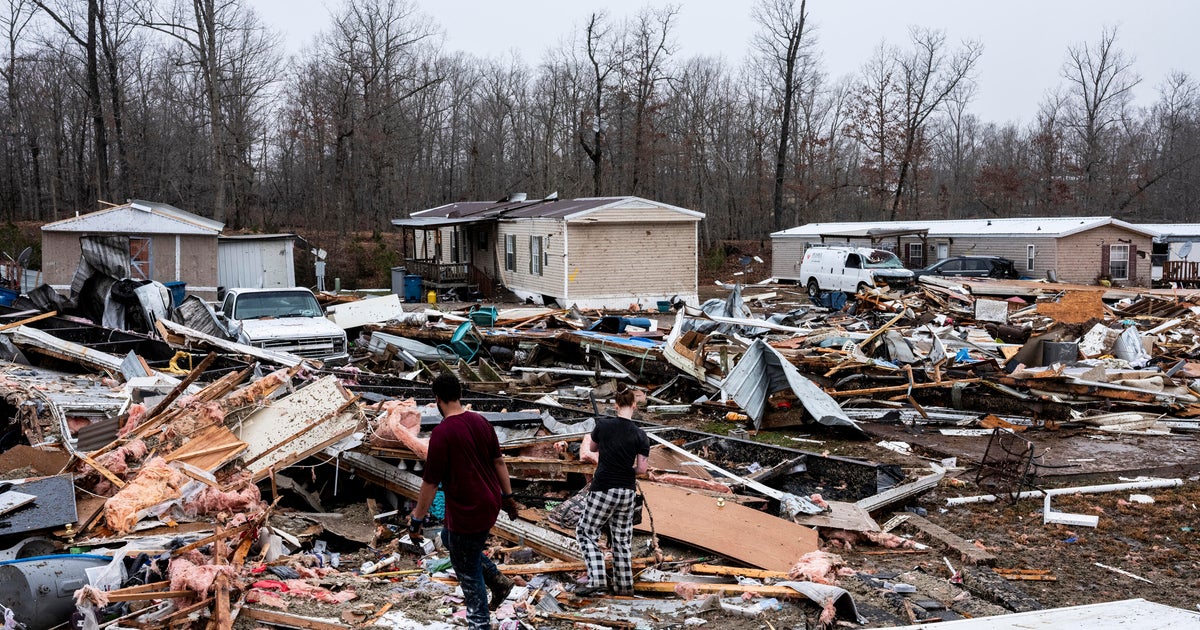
[233,291,322,319]
[863,250,905,269]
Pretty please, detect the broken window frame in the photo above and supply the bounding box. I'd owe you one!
[504,234,516,271]
[129,236,152,280]
[1109,244,1129,280]
[530,235,544,276]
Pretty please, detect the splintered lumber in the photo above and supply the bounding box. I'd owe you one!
[76,452,126,489]
[504,456,597,475]
[994,568,1057,581]
[828,379,981,398]
[158,319,307,367]
[144,352,217,419]
[0,310,57,331]
[633,582,805,598]
[164,425,247,472]
[499,557,664,575]
[687,564,790,580]
[237,376,359,481]
[104,589,193,602]
[855,471,944,513]
[633,482,818,572]
[242,608,351,630]
[331,450,582,561]
[895,514,995,566]
[535,613,634,629]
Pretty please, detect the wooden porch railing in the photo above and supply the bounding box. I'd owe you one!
[1163,260,1200,283]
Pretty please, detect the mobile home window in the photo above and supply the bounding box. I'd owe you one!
[1026,244,1036,271]
[130,236,152,280]
[504,235,516,271]
[530,236,544,276]
[907,242,923,267]
[1109,244,1129,280]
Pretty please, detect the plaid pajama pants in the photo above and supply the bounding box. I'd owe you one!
[575,487,637,591]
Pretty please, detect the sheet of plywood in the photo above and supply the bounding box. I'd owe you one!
[235,376,359,480]
[647,446,714,480]
[633,482,818,572]
[164,425,247,472]
[792,500,879,532]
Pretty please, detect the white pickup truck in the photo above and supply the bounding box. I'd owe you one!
[217,287,349,362]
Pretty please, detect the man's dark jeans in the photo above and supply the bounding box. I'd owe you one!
[441,527,498,629]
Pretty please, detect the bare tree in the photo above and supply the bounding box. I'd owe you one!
[752,0,811,232]
[578,12,619,196]
[1060,26,1139,210]
[889,27,981,220]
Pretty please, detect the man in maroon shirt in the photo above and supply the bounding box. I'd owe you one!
[409,375,519,629]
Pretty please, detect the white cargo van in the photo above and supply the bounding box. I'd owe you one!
[798,246,914,297]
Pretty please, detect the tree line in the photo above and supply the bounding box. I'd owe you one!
[1,0,1197,249]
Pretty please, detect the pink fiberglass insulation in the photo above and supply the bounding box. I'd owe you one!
[648,473,733,494]
[90,439,149,479]
[103,456,187,534]
[787,550,844,585]
[673,582,702,600]
[169,556,237,596]
[279,579,357,604]
[184,478,264,517]
[370,399,428,459]
[118,403,148,437]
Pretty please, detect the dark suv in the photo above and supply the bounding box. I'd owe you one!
[912,256,1020,280]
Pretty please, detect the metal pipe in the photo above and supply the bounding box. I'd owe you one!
[946,477,1183,506]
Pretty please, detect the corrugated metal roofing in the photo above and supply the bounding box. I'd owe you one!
[773,217,1158,239]
[1136,223,1200,240]
[399,196,704,224]
[42,200,224,235]
[219,233,296,241]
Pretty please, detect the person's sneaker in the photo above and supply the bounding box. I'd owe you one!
[574,584,607,598]
[484,572,514,611]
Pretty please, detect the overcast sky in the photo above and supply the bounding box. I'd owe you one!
[255,0,1199,125]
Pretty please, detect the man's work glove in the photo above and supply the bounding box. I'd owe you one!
[407,514,426,542]
[501,493,522,521]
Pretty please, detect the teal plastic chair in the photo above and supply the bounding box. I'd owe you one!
[438,321,482,362]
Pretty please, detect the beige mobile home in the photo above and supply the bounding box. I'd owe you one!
[393,196,704,309]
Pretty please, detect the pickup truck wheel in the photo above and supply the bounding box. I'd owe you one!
[807,279,820,298]
[857,282,869,294]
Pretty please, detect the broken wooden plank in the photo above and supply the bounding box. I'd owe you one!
[144,352,216,419]
[633,582,805,598]
[164,425,247,472]
[158,319,308,367]
[855,471,944,514]
[242,607,351,630]
[687,564,790,580]
[634,482,818,572]
[793,500,880,532]
[236,376,360,481]
[331,450,581,561]
[895,514,995,566]
[0,310,57,332]
[499,557,664,575]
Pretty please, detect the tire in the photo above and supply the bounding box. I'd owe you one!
[807,279,820,298]
[857,282,869,295]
